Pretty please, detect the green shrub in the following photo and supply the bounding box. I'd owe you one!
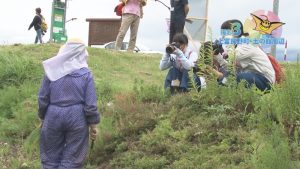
[110,151,144,169]
[256,65,300,133]
[251,124,298,169]
[0,51,41,88]
[133,79,170,103]
[0,86,19,118]
[134,156,168,169]
[110,93,164,138]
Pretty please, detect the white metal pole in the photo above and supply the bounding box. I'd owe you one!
[271,0,279,57]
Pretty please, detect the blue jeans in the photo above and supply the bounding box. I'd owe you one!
[165,67,189,94]
[35,29,43,44]
[164,67,203,94]
[236,72,271,91]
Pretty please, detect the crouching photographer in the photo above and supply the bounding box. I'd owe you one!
[200,40,229,85]
[159,33,205,94]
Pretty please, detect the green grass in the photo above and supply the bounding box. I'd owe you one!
[0,44,165,168]
[1,44,300,168]
[87,48,165,92]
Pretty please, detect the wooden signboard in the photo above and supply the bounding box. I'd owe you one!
[86,18,121,46]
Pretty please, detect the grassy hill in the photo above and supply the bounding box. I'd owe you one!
[1,44,300,169]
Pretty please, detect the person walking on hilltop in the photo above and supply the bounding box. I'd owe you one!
[28,7,44,44]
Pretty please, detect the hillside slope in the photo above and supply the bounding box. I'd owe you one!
[1,44,300,169]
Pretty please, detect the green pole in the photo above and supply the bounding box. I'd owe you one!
[63,0,67,37]
[271,0,279,57]
[49,0,67,43]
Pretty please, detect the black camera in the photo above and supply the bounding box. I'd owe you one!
[166,42,180,54]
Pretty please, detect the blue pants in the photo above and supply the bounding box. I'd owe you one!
[236,72,271,91]
[40,104,89,169]
[165,67,202,94]
[35,29,43,44]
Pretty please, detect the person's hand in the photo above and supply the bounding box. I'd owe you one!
[172,47,184,57]
[90,124,98,141]
[140,0,147,6]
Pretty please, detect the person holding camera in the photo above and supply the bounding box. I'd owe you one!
[169,0,189,44]
[201,41,229,85]
[160,33,205,93]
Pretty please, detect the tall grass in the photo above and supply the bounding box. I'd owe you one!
[1,44,300,168]
[0,44,165,168]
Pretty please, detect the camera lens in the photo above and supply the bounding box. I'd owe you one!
[166,46,174,54]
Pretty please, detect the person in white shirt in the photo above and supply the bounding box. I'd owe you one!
[221,20,275,91]
[160,33,205,93]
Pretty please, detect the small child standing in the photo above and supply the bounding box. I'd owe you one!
[38,38,100,168]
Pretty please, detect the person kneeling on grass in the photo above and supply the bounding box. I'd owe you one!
[200,40,229,85]
[38,38,100,169]
[221,19,275,91]
[159,33,206,94]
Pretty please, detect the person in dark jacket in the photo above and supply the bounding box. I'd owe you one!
[28,7,43,44]
[169,0,189,44]
[38,38,100,168]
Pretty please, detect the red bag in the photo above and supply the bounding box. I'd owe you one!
[267,54,284,84]
[114,3,125,16]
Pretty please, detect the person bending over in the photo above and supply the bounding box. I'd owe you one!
[200,40,229,85]
[221,19,275,91]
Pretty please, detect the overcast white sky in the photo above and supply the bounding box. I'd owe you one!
[0,0,299,52]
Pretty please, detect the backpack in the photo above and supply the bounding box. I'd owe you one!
[41,17,48,33]
[38,15,48,33]
[114,3,125,16]
[267,54,284,84]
